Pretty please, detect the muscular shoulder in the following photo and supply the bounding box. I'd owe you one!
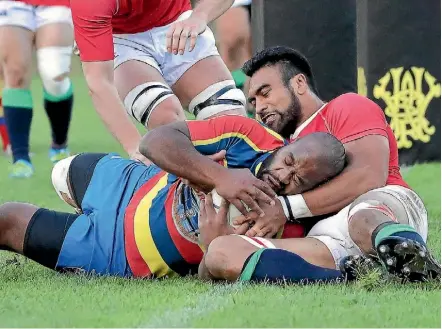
[321,93,388,143]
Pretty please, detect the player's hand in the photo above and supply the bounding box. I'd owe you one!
[213,168,277,219]
[198,193,234,250]
[182,150,226,192]
[233,198,287,238]
[166,13,207,55]
[129,149,152,166]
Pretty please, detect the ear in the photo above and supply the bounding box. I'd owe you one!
[291,73,308,95]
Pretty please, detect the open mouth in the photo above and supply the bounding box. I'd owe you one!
[262,113,277,126]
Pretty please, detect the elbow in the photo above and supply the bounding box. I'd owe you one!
[139,130,158,159]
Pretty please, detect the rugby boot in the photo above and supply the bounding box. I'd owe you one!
[376,236,441,282]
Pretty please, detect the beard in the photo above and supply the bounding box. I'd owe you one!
[277,88,302,139]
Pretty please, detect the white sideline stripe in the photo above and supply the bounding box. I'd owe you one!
[139,284,243,328]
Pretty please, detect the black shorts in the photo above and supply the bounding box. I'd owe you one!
[23,153,107,270]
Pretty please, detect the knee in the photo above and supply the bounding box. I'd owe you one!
[37,47,72,98]
[204,236,243,280]
[51,155,78,209]
[3,61,29,88]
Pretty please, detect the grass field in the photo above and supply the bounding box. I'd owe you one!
[0,73,441,328]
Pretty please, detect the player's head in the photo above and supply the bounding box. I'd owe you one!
[257,132,345,195]
[243,46,318,138]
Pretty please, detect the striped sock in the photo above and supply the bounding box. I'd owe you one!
[3,88,33,162]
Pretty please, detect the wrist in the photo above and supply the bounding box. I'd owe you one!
[277,194,313,223]
[190,11,208,24]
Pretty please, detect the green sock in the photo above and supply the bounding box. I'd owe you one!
[372,222,425,249]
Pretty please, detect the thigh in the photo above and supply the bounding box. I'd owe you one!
[115,60,185,129]
[35,6,73,48]
[351,186,428,240]
[23,208,79,270]
[0,2,34,88]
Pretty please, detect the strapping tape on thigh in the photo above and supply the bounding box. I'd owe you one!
[189,80,246,119]
[123,82,174,126]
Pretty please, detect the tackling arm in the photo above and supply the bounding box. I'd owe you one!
[139,121,227,193]
[299,135,389,216]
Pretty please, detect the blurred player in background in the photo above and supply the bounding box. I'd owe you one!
[71,0,247,164]
[215,0,253,117]
[0,0,74,178]
[0,67,10,154]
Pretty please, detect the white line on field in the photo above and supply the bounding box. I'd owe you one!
[139,283,243,328]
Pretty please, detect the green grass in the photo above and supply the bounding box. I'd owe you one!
[0,74,440,328]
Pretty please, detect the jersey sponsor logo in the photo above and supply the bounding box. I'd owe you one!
[373,67,440,149]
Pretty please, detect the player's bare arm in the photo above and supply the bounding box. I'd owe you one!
[139,121,277,217]
[166,0,235,54]
[302,134,389,215]
[82,61,144,160]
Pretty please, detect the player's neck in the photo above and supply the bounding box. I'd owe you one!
[298,96,325,128]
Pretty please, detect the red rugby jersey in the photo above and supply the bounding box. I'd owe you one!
[290,93,408,188]
[71,0,192,61]
[17,0,70,7]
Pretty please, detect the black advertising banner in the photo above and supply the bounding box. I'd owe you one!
[252,0,357,102]
[357,0,441,165]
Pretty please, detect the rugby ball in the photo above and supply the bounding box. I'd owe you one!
[211,190,243,228]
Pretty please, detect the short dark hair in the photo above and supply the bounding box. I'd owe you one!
[242,46,318,93]
[298,132,346,180]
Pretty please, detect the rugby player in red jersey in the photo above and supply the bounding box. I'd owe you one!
[0,0,74,177]
[198,46,439,283]
[71,0,247,163]
[0,115,347,281]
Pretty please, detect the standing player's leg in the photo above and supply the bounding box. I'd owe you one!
[0,66,10,154]
[35,6,74,164]
[0,1,35,177]
[114,57,186,130]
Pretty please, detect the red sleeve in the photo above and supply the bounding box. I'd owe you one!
[71,0,115,62]
[326,93,388,143]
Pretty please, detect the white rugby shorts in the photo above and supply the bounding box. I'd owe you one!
[113,10,219,86]
[0,1,72,31]
[307,185,428,268]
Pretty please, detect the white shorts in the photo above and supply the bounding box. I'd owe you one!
[0,1,72,31]
[113,10,220,86]
[307,185,428,268]
[232,0,252,8]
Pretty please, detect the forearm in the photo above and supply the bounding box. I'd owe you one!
[88,80,142,154]
[140,126,227,192]
[192,0,235,23]
[302,165,385,216]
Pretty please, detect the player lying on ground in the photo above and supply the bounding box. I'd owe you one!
[72,0,247,163]
[0,116,346,279]
[218,46,439,282]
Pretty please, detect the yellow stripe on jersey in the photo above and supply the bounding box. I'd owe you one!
[133,174,175,278]
[263,126,285,142]
[193,132,272,152]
